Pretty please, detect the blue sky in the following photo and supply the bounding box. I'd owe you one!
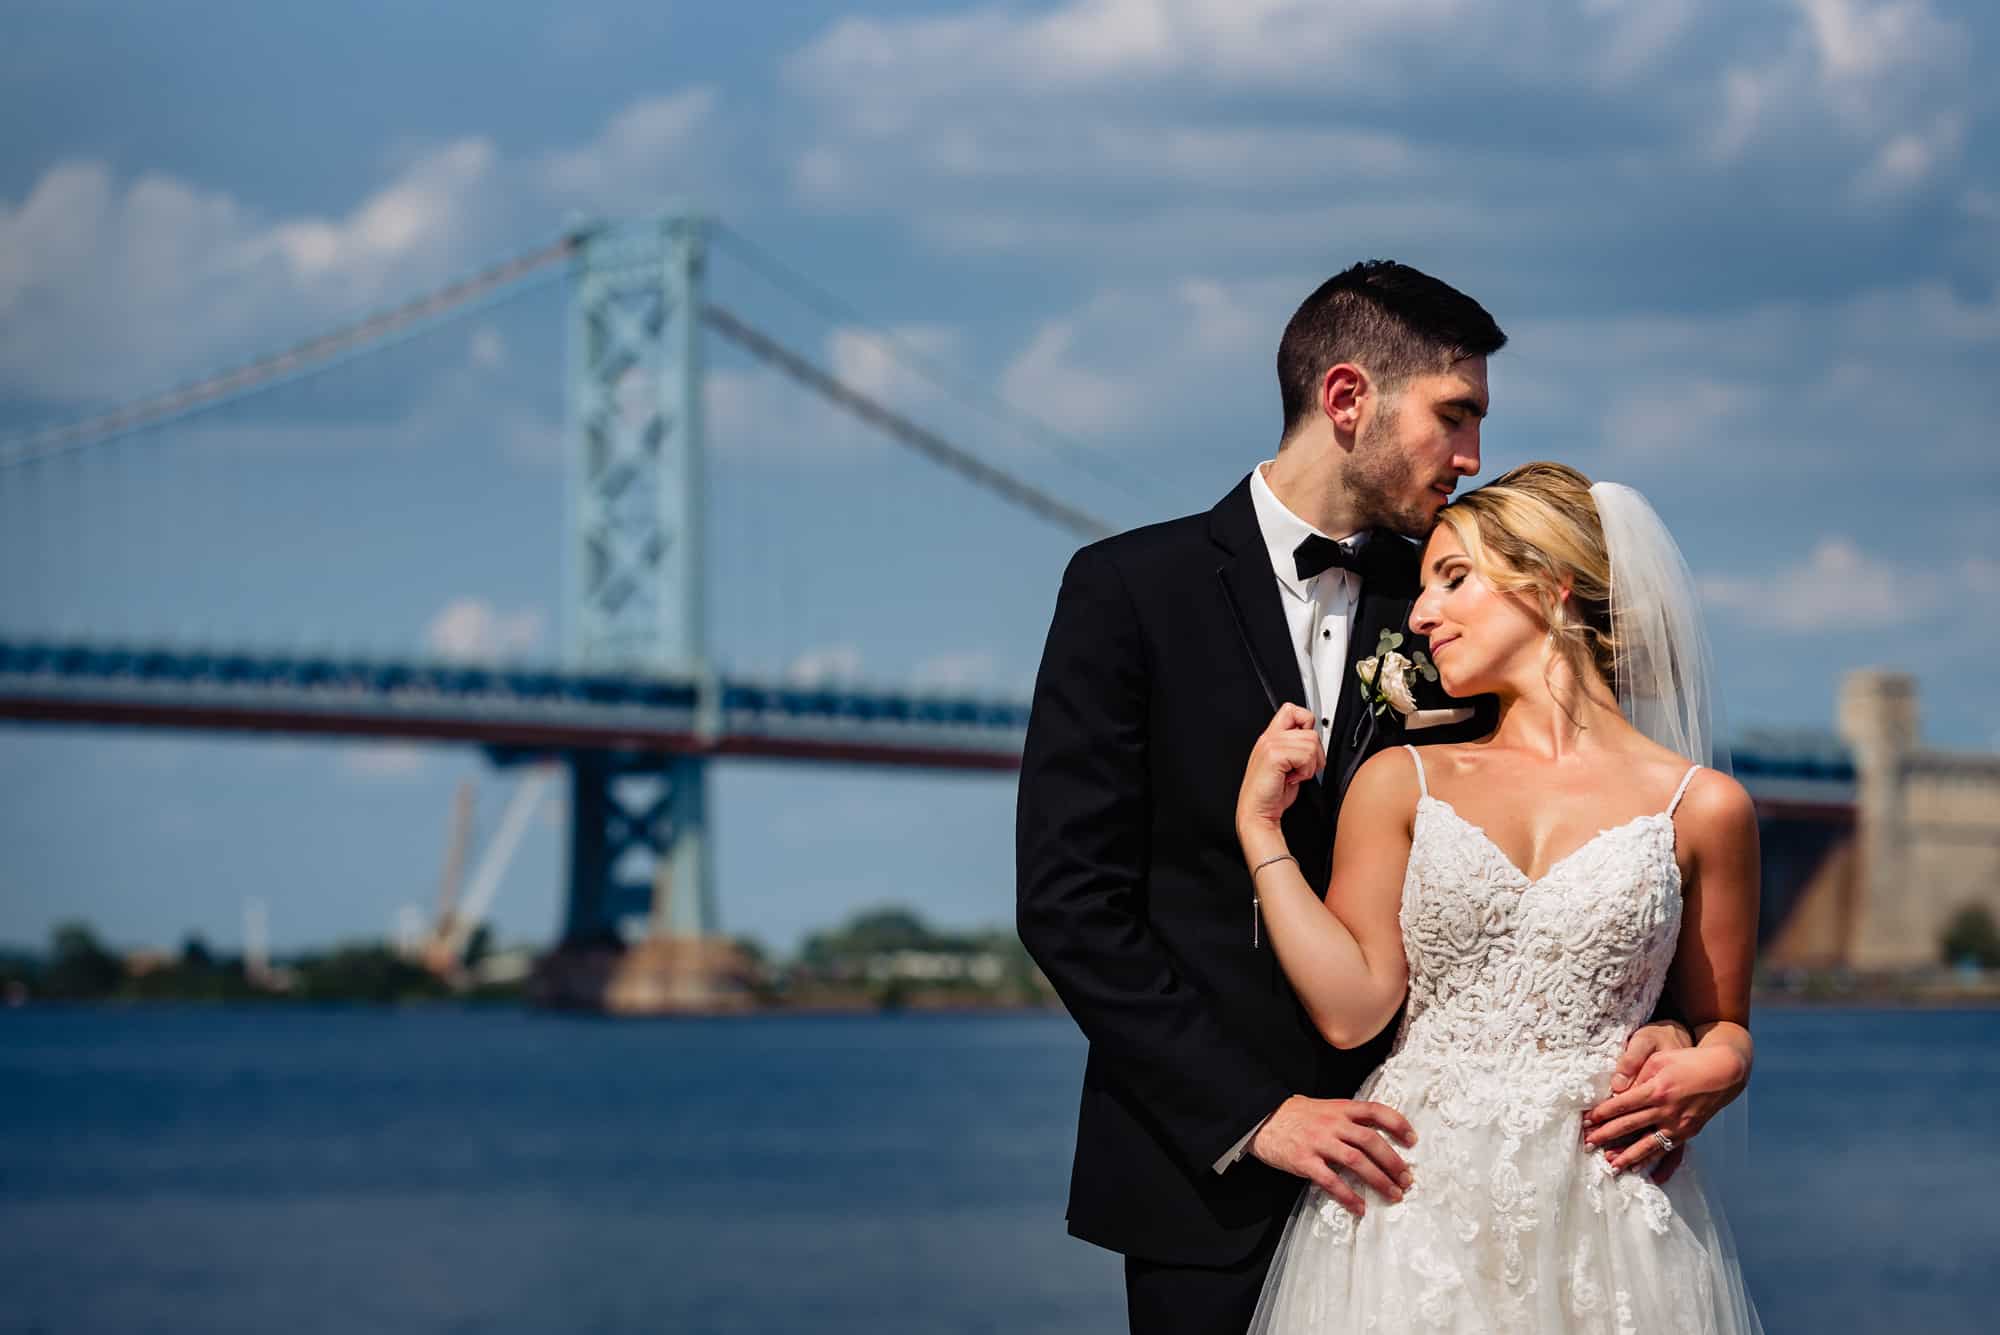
[2,0,1996,957]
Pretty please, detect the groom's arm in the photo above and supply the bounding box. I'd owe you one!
[1016,545,1292,1178]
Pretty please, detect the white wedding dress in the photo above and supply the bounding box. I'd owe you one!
[1249,747,1761,1334]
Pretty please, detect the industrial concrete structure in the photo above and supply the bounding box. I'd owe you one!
[1762,671,2000,971]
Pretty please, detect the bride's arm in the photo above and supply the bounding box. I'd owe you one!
[1585,771,1760,1169]
[1235,706,1413,1050]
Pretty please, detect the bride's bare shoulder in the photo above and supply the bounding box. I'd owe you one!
[1674,766,1757,843]
[1351,744,1429,799]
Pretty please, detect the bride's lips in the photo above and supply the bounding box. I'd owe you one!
[1429,634,1459,657]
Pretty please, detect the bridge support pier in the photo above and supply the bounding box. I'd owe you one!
[561,752,714,944]
[536,749,755,1012]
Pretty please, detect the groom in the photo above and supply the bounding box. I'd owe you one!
[1016,261,1683,1333]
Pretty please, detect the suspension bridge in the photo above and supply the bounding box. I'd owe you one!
[0,211,1859,1008]
[0,212,1145,1006]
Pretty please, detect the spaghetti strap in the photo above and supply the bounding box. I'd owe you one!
[1667,764,1701,816]
[1404,744,1429,799]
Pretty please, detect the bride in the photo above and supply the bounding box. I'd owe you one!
[1235,462,1761,1333]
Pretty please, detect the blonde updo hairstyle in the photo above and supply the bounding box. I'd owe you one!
[1435,462,1617,714]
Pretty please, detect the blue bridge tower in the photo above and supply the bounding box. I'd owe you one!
[559,214,716,950]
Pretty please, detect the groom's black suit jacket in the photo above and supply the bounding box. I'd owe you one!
[1016,474,1495,1267]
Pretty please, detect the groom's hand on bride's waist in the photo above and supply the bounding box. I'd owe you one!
[1249,1095,1417,1218]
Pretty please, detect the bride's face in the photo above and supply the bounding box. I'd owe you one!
[1408,525,1547,697]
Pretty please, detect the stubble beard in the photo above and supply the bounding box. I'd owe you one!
[1342,405,1432,538]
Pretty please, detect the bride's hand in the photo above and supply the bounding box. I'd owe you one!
[1582,1041,1749,1177]
[1235,704,1324,843]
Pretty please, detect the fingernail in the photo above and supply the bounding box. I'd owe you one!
[1399,1172,1413,1189]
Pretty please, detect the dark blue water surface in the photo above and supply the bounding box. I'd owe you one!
[0,1005,1993,1333]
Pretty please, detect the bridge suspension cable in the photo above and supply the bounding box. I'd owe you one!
[710,222,1169,511]
[3,221,1114,541]
[0,235,576,471]
[701,302,1112,542]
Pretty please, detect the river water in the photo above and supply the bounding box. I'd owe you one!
[1,1005,1992,1332]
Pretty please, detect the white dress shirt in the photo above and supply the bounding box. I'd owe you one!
[1249,461,1365,777]
[1213,461,1365,1175]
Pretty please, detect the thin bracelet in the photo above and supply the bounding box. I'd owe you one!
[1249,853,1295,950]
[1250,853,1297,878]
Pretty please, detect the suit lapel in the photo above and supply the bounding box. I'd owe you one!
[1209,476,1326,826]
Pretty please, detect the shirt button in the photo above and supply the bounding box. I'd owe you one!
[1320,718,1330,729]
[1322,629,1332,639]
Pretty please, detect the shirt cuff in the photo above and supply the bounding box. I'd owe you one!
[1213,1109,1280,1175]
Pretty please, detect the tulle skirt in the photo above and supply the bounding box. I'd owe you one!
[1248,1058,1761,1334]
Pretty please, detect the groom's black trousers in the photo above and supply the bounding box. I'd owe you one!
[1124,1208,1289,1335]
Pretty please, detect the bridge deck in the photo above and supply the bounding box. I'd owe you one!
[0,638,1027,772]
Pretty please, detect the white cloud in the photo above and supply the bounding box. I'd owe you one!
[988,274,1320,446]
[1497,279,1999,482]
[1000,318,1136,437]
[1701,539,1996,633]
[1797,0,1953,84]
[707,322,967,458]
[826,324,962,405]
[787,0,1975,269]
[1705,0,1965,196]
[791,0,1487,119]
[1703,538,1912,631]
[1853,113,1964,199]
[0,88,720,406]
[262,138,497,287]
[531,88,718,214]
[1604,377,1761,456]
[424,599,546,661]
[0,144,502,400]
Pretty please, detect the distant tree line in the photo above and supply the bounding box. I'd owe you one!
[791,905,1053,1008]
[0,920,466,1005]
[2,906,1058,1011]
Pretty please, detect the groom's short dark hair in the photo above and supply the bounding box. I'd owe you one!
[1278,261,1506,437]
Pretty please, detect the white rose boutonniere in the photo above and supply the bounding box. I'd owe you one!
[1354,630,1474,732]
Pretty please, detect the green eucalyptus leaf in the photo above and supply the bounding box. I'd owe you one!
[1386,631,1405,649]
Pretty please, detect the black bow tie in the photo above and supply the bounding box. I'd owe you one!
[1294,532,1373,582]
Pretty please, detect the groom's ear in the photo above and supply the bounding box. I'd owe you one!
[1321,363,1367,434]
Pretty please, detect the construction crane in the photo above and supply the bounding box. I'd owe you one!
[423,781,475,975]
[422,769,555,982]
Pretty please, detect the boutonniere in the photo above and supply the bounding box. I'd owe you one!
[1354,630,1474,732]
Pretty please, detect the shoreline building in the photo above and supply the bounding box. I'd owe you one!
[1751,671,2000,972]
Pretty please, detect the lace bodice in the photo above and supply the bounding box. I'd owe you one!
[1383,746,1698,1127]
[1251,750,1761,1335]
